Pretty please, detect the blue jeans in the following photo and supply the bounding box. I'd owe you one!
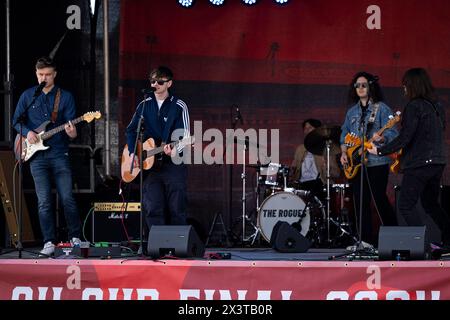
[30,151,81,243]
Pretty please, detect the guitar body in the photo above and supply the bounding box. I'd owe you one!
[344,145,363,179]
[121,138,156,183]
[14,121,51,161]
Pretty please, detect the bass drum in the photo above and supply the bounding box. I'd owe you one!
[257,192,310,242]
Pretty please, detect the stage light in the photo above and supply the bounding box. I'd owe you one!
[242,0,257,5]
[274,0,289,4]
[178,0,194,8]
[209,0,225,6]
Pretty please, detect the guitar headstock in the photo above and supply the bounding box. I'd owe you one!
[83,111,102,123]
[386,111,401,128]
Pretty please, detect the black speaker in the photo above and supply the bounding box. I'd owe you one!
[147,225,205,258]
[270,221,311,253]
[378,226,430,260]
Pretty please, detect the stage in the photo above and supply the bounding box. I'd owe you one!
[1,246,449,300]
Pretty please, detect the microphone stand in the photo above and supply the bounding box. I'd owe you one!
[227,106,238,243]
[329,107,374,260]
[1,93,42,257]
[129,108,145,257]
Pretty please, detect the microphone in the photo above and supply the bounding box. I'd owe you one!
[235,106,243,124]
[141,87,156,95]
[33,81,46,97]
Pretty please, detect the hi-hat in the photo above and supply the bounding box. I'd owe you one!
[304,125,341,156]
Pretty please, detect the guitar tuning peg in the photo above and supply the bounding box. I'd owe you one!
[388,115,393,119]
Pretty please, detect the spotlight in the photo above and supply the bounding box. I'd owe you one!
[242,0,257,5]
[274,0,289,4]
[209,0,225,6]
[178,0,194,8]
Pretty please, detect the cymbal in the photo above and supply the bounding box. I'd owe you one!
[304,125,341,156]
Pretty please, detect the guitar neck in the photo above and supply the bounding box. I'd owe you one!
[147,141,178,157]
[41,116,85,141]
[367,124,390,144]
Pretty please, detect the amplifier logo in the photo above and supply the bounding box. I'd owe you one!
[108,213,129,219]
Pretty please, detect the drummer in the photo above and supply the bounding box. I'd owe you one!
[290,118,341,199]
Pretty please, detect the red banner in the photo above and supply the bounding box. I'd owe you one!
[1,259,449,300]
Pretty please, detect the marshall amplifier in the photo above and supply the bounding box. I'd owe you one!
[92,202,141,243]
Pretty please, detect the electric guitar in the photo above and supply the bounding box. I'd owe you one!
[343,111,401,179]
[14,111,102,162]
[121,136,195,183]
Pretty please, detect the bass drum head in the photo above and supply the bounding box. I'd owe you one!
[257,191,310,242]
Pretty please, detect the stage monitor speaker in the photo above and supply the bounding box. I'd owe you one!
[147,225,205,258]
[270,221,310,253]
[378,226,429,260]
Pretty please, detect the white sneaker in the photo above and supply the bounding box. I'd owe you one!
[40,241,55,256]
[71,237,82,247]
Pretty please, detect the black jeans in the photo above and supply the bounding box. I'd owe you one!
[351,164,397,245]
[398,164,450,245]
[142,163,187,230]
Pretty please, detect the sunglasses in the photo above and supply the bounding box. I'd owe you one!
[354,82,369,89]
[150,79,171,85]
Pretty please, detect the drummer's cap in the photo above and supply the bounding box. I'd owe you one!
[302,118,322,129]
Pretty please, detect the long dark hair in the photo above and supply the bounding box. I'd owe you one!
[402,68,436,101]
[347,71,384,105]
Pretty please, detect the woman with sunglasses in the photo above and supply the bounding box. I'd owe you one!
[368,68,450,251]
[125,66,191,253]
[339,71,398,248]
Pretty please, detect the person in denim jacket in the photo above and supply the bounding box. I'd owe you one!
[339,72,398,246]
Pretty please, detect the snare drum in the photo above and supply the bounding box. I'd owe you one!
[257,191,310,242]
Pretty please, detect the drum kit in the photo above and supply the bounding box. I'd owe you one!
[233,125,357,248]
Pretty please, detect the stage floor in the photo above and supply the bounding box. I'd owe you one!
[1,245,450,300]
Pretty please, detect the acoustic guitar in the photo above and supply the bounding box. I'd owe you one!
[121,136,194,183]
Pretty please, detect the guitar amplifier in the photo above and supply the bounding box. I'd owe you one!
[92,202,141,244]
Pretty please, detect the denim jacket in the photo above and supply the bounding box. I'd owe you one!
[340,101,398,167]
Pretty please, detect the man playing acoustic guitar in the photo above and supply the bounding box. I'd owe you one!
[124,66,191,245]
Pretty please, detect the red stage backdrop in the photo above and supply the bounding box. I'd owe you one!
[118,0,450,237]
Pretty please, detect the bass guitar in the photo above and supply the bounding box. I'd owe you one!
[343,111,401,179]
[121,136,195,183]
[14,111,102,162]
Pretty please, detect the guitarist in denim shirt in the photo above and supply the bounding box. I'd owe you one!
[368,68,450,249]
[12,56,81,256]
[339,72,398,246]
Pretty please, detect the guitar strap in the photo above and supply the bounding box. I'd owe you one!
[51,89,61,123]
[368,102,379,124]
